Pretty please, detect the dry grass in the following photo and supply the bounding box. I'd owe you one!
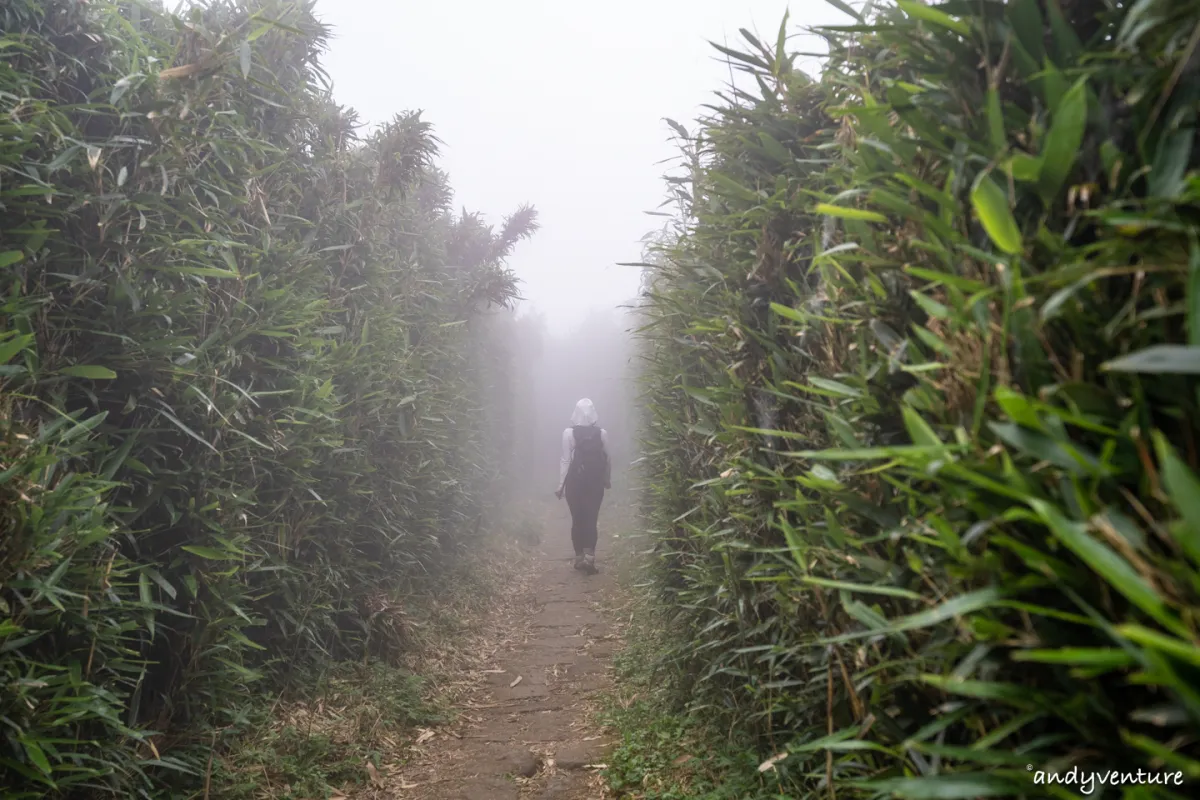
[216,510,546,800]
[355,506,558,798]
[400,539,541,703]
[223,496,639,799]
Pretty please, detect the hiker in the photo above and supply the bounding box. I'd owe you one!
[555,398,611,574]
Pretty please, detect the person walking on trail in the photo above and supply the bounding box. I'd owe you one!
[555,398,611,574]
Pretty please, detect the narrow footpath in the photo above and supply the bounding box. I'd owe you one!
[385,500,622,799]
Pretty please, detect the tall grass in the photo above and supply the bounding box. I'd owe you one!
[636,0,1200,797]
[1,1,534,796]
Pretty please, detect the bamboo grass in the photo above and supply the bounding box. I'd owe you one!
[1,1,535,795]
[635,1,1200,797]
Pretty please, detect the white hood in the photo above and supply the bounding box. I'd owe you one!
[570,398,599,427]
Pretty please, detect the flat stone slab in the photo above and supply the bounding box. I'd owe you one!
[492,682,549,702]
[441,775,519,800]
[400,510,622,799]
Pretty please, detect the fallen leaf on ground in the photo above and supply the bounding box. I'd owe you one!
[509,675,523,688]
[758,751,788,772]
[415,728,436,745]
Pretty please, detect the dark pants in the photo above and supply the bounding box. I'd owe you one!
[565,478,604,554]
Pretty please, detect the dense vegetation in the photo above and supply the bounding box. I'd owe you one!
[0,1,535,796]
[634,0,1200,797]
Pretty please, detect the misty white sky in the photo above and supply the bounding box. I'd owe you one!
[313,1,852,335]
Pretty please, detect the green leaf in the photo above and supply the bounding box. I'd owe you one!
[1030,501,1185,636]
[1041,60,1067,109]
[814,202,888,223]
[156,408,217,454]
[1008,0,1046,64]
[907,743,1032,767]
[1116,624,1200,668]
[822,0,863,23]
[180,546,237,561]
[59,365,117,379]
[910,291,949,319]
[110,73,141,105]
[1122,730,1200,779]
[0,334,34,365]
[239,40,251,79]
[1038,77,1088,202]
[906,266,989,293]
[994,387,1042,430]
[228,629,268,651]
[1189,237,1200,346]
[858,774,1025,798]
[1010,647,1136,668]
[1102,345,1200,374]
[809,377,863,398]
[771,302,811,324]
[1149,120,1193,198]
[0,632,49,654]
[0,250,25,268]
[758,133,792,164]
[710,41,768,70]
[1045,0,1082,63]
[1152,432,1200,564]
[895,0,971,36]
[891,588,1006,633]
[147,265,241,279]
[918,675,1041,708]
[801,576,923,600]
[1005,152,1042,182]
[788,444,963,460]
[988,421,1107,476]
[819,588,1007,645]
[894,173,955,211]
[711,172,762,203]
[45,145,82,173]
[20,738,52,777]
[985,88,1005,154]
[970,172,1023,255]
[146,569,177,600]
[775,11,789,73]
[824,410,861,448]
[903,406,940,446]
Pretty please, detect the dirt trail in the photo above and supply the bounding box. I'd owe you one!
[390,501,620,799]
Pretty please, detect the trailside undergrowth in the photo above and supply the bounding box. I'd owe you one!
[599,529,787,800]
[212,661,441,800]
[635,1,1200,798]
[208,503,539,799]
[1,1,535,796]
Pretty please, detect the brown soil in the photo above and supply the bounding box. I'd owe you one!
[371,500,622,799]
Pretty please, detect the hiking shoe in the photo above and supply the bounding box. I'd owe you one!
[582,552,598,575]
[573,554,585,571]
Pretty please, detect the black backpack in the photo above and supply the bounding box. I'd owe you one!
[570,426,606,485]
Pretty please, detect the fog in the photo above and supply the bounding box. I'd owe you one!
[477,303,641,503]
[311,0,851,495]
